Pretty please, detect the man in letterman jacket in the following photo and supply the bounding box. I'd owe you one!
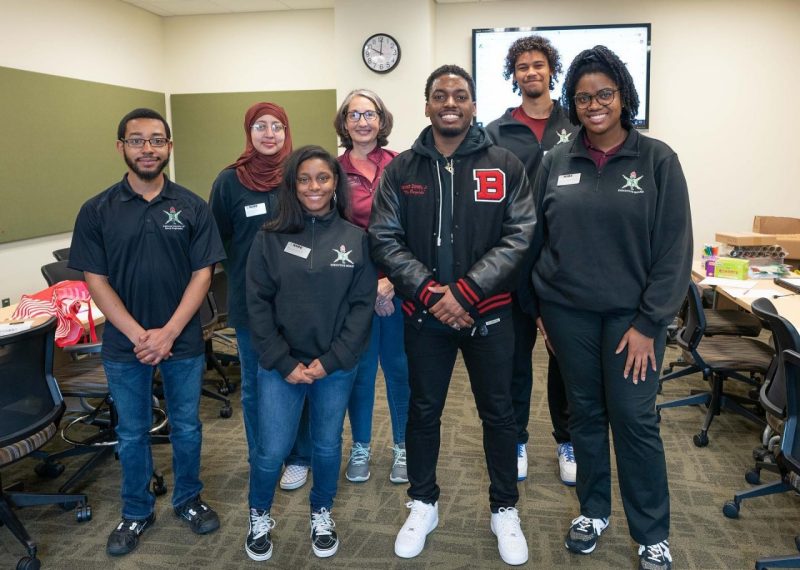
[369,64,535,566]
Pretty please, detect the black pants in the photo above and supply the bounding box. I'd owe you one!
[404,311,518,512]
[540,302,669,545]
[511,298,571,445]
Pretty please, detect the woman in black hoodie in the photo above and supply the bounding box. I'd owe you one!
[245,146,376,560]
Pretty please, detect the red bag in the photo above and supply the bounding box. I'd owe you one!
[12,280,98,347]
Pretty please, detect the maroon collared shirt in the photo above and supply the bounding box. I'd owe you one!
[583,131,625,170]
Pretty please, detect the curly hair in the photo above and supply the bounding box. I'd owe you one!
[502,35,562,94]
[424,64,475,102]
[333,89,394,149]
[561,45,639,129]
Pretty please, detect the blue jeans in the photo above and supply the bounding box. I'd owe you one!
[104,355,204,520]
[347,297,409,445]
[236,327,311,507]
[253,365,356,512]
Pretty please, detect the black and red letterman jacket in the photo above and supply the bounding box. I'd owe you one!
[368,124,535,329]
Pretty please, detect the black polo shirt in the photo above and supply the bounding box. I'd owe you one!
[69,174,226,362]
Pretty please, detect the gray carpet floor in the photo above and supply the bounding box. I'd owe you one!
[2,341,799,569]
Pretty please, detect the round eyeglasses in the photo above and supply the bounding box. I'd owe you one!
[251,122,286,134]
[573,88,619,109]
[345,110,379,123]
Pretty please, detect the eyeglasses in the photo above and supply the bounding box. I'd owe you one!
[345,110,379,123]
[297,174,333,186]
[573,88,619,109]
[251,122,286,134]
[120,137,170,148]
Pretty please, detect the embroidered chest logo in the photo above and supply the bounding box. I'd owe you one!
[619,171,644,194]
[556,129,572,144]
[163,206,185,230]
[401,183,427,196]
[331,244,354,268]
[473,169,506,202]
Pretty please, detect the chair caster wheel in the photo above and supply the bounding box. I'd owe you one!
[35,461,65,479]
[17,556,40,570]
[152,475,168,496]
[693,432,709,447]
[745,468,761,485]
[220,406,233,419]
[218,385,230,396]
[76,504,92,522]
[722,500,740,519]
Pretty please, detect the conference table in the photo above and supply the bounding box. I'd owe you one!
[692,262,800,328]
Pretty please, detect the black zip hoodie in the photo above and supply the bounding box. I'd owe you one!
[246,209,377,377]
[530,127,693,337]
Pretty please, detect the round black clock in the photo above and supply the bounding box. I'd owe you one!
[362,33,401,74]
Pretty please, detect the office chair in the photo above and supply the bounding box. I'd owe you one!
[741,298,800,485]
[36,263,169,496]
[51,247,71,262]
[662,292,763,376]
[40,260,84,286]
[723,349,800,570]
[1,318,91,570]
[209,268,240,371]
[656,282,774,447]
[198,292,233,418]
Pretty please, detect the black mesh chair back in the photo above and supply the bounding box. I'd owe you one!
[752,297,800,420]
[0,318,63,450]
[210,268,229,323]
[0,318,91,568]
[678,282,706,350]
[52,248,71,261]
[41,260,84,286]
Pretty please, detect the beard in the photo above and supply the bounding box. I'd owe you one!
[124,152,169,181]
[521,83,547,99]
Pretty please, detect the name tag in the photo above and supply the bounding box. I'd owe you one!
[284,242,311,259]
[245,203,267,217]
[557,173,581,186]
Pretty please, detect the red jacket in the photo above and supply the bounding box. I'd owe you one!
[338,146,398,230]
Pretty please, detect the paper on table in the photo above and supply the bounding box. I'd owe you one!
[699,277,759,289]
[721,287,752,298]
[726,288,785,299]
[0,321,33,336]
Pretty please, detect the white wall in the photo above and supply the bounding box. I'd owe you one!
[0,0,164,303]
[433,0,800,250]
[2,0,799,303]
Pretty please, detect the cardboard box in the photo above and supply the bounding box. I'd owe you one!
[752,216,800,260]
[715,232,776,246]
[714,257,749,280]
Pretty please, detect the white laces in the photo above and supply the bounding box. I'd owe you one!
[571,515,605,534]
[641,540,671,562]
[350,443,370,466]
[392,444,407,467]
[249,510,275,539]
[311,508,335,537]
[495,507,522,535]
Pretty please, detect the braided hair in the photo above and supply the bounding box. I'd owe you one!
[561,45,639,129]
[502,35,562,93]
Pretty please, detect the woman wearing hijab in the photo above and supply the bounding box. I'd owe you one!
[208,102,310,561]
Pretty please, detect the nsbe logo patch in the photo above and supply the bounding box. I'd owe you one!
[473,169,506,202]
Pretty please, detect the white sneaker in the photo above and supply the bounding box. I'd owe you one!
[394,500,438,558]
[557,442,577,486]
[491,507,528,565]
[280,464,309,490]
[517,443,528,481]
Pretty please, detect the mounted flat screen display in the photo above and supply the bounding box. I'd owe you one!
[472,24,651,128]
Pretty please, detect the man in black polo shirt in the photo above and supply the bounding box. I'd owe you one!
[486,35,580,486]
[69,108,226,557]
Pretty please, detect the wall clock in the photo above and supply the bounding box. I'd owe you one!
[362,33,401,74]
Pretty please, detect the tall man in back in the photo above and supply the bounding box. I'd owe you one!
[369,65,535,566]
[486,35,580,485]
[69,108,226,557]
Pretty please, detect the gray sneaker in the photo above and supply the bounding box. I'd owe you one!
[390,443,408,484]
[345,442,371,482]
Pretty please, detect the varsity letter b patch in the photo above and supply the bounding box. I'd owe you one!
[473,169,506,202]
